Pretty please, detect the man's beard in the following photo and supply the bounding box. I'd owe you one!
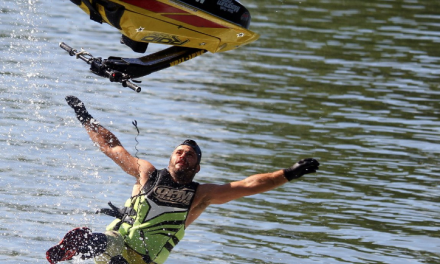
[170,164,198,184]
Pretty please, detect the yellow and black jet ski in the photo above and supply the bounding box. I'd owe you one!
[61,0,260,92]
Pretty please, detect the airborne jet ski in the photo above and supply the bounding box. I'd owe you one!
[62,0,259,92]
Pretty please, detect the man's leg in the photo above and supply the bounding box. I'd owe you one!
[109,255,130,264]
[94,230,127,264]
[46,227,107,264]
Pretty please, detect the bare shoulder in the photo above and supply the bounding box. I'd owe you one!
[186,181,243,227]
[195,182,227,197]
[187,178,263,227]
[192,184,216,208]
[193,182,235,206]
[186,183,223,227]
[138,161,156,186]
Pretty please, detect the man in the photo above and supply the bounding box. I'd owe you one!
[46,96,320,264]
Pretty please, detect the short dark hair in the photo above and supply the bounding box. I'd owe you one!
[180,139,202,164]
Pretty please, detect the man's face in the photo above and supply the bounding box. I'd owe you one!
[168,145,200,183]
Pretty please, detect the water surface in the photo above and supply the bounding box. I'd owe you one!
[0,0,439,263]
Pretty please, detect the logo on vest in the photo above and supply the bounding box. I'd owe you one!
[153,186,195,206]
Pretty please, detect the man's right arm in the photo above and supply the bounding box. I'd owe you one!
[65,96,155,185]
[84,122,155,180]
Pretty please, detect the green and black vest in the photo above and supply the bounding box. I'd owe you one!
[105,169,199,263]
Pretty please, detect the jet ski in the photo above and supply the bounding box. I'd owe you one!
[61,0,260,92]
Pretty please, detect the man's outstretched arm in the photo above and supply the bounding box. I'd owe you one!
[197,158,319,205]
[186,158,319,226]
[65,96,155,182]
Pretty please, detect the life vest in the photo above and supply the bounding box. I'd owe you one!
[101,169,199,264]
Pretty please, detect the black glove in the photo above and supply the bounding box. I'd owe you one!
[66,95,94,125]
[283,158,319,181]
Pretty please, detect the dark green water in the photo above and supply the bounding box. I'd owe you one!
[0,0,439,263]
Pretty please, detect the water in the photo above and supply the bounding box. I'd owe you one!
[1,0,439,263]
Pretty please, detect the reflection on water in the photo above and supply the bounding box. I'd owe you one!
[1,0,440,263]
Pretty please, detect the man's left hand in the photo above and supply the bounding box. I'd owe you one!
[283,158,320,181]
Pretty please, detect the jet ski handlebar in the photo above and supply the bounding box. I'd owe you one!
[59,42,141,93]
